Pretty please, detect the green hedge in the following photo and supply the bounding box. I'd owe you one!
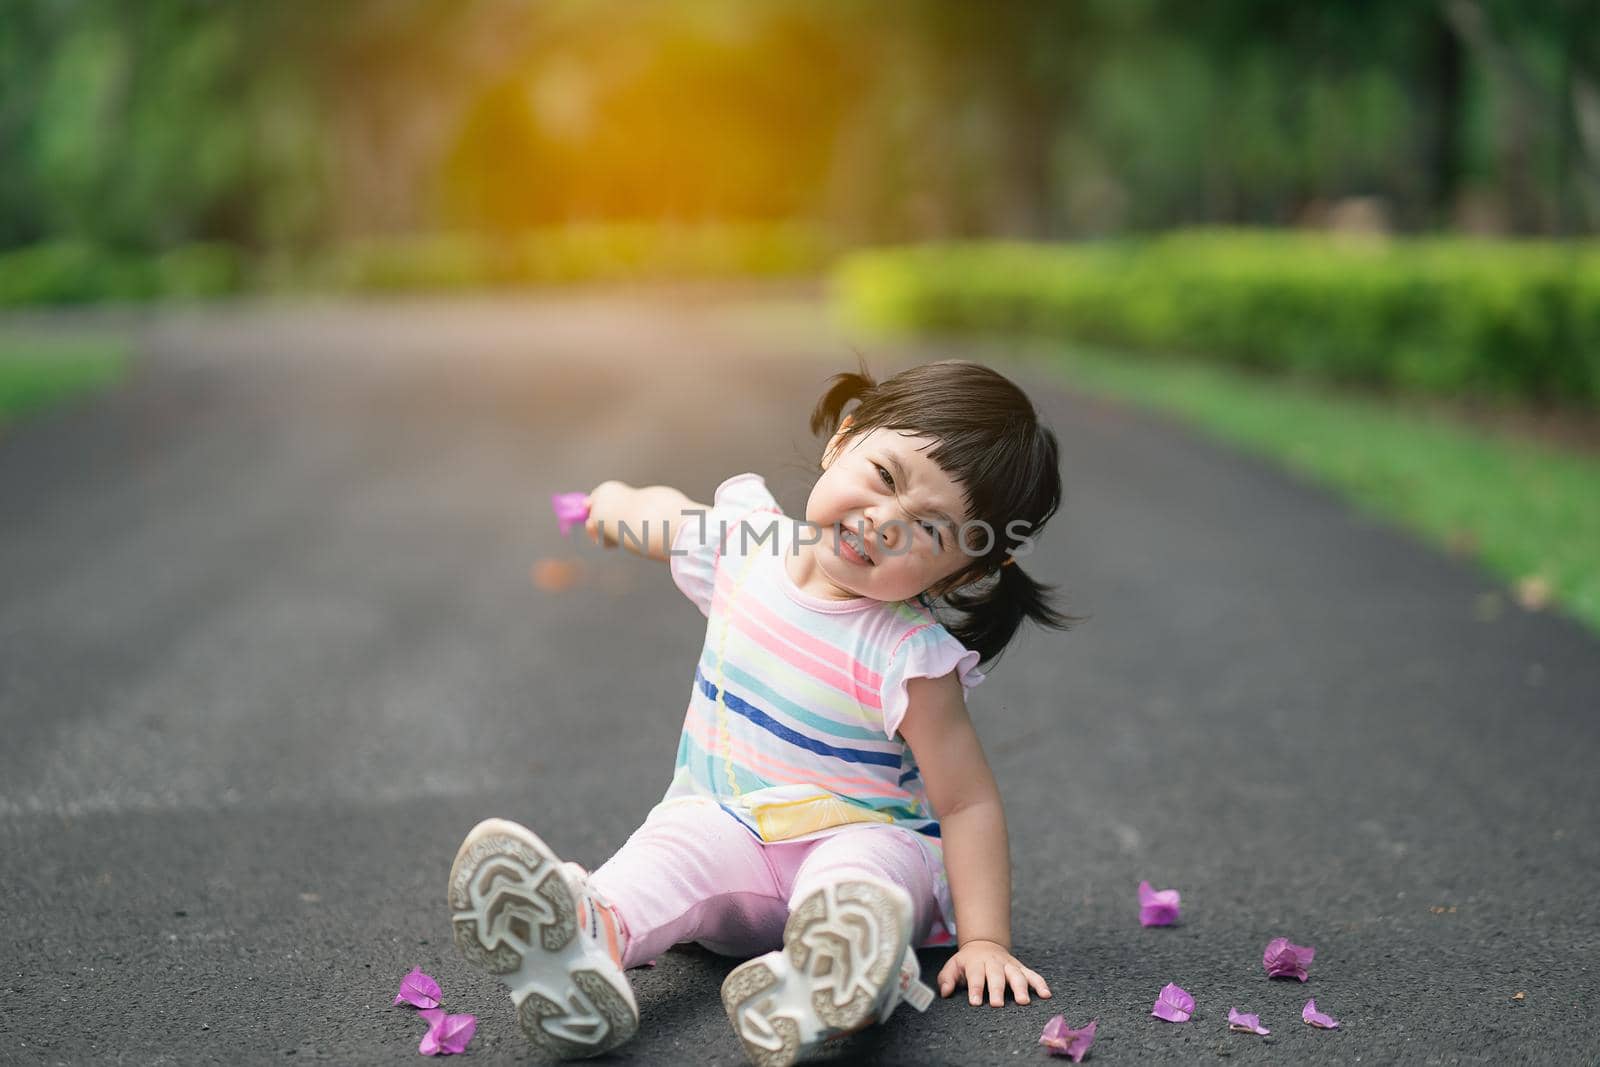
[0,224,834,306]
[834,231,1600,405]
[0,241,244,305]
[312,223,834,292]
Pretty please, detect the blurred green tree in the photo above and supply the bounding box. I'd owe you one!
[0,0,1595,259]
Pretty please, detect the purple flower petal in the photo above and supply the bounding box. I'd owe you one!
[1227,1007,1270,1036]
[419,1011,478,1056]
[1138,880,1182,927]
[1150,982,1195,1023]
[1263,938,1316,982]
[1039,1015,1097,1061]
[394,967,441,1009]
[551,493,590,537]
[1302,999,1340,1030]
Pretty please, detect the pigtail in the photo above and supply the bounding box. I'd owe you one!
[939,561,1083,670]
[809,352,878,438]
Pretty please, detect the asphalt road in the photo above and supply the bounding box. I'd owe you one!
[1,291,1595,1065]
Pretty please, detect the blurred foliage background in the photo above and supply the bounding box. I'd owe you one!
[1,0,1596,286]
[2,0,1597,625]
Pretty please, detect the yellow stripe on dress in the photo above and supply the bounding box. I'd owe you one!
[749,792,895,841]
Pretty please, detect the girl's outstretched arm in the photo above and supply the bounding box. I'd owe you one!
[585,481,708,563]
[899,671,1053,1008]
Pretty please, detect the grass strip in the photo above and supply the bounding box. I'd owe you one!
[0,335,129,426]
[1012,340,1600,634]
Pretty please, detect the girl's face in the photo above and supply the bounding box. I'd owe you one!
[792,423,978,603]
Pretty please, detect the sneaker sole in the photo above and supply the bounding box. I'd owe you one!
[721,879,911,1067]
[448,817,638,1059]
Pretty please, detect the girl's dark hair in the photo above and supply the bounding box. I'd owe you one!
[809,356,1083,669]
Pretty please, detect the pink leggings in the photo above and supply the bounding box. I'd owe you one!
[589,801,940,970]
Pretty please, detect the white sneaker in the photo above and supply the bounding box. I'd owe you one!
[448,818,638,1059]
[721,878,934,1067]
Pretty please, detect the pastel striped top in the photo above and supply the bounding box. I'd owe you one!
[655,472,985,946]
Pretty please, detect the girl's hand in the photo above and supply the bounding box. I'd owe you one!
[584,481,625,547]
[937,939,1052,1007]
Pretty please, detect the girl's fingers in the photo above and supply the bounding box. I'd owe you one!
[986,962,1006,1007]
[1025,968,1053,998]
[946,954,1055,1005]
[1005,963,1030,1005]
[938,959,961,996]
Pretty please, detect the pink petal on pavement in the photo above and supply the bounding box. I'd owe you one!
[1302,999,1340,1029]
[1263,938,1316,981]
[1227,1007,1270,1036]
[419,1011,478,1056]
[1150,982,1195,1023]
[1137,880,1181,927]
[1039,1015,1097,1061]
[551,493,590,537]
[394,967,441,1009]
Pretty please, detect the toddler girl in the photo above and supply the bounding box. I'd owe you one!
[447,360,1076,1064]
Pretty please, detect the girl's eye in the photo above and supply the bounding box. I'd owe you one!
[875,464,942,547]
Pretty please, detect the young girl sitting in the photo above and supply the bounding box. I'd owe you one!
[448,360,1076,1065]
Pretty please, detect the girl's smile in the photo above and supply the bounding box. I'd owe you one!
[837,527,873,566]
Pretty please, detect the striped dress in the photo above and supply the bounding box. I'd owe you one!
[655,472,985,947]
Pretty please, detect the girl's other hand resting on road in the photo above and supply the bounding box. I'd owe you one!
[937,938,1052,1006]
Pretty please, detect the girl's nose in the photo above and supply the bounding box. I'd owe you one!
[866,505,908,550]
